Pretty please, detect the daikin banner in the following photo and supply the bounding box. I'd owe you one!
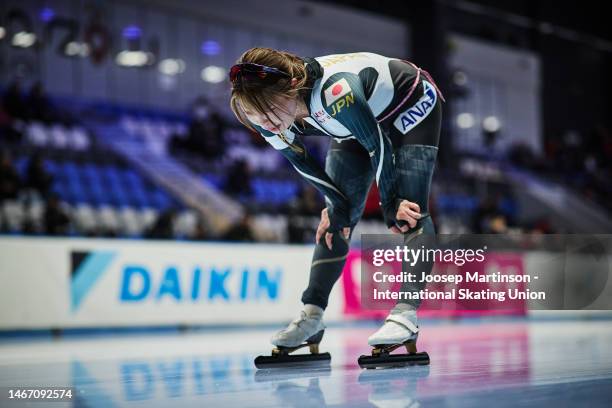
[0,237,343,329]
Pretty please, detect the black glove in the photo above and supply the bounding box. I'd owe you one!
[382,198,409,230]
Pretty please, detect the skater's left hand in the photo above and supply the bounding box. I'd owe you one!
[316,208,350,250]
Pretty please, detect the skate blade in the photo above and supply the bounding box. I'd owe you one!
[254,352,331,369]
[358,351,430,369]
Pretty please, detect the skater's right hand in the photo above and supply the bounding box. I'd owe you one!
[387,199,421,234]
[316,208,350,250]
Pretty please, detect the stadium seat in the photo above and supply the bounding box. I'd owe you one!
[117,206,142,236]
[139,207,158,232]
[26,121,48,146]
[98,205,120,232]
[70,127,91,151]
[49,124,69,149]
[175,210,197,237]
[73,204,98,233]
[1,200,25,232]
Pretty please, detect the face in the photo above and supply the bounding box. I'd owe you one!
[242,95,298,134]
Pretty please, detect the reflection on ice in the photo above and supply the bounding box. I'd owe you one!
[0,320,611,407]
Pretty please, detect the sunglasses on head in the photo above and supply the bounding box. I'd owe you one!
[229,63,291,83]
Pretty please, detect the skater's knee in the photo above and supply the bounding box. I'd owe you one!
[313,234,350,259]
[310,239,349,281]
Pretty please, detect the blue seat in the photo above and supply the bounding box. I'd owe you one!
[252,179,266,202]
[203,173,224,189]
[437,195,479,213]
[108,178,123,189]
[270,180,286,204]
[67,178,84,194]
[130,188,149,208]
[500,198,518,218]
[435,195,455,212]
[52,183,69,201]
[124,169,140,182]
[109,184,129,206]
[66,182,86,204]
[90,190,109,206]
[82,164,102,184]
[44,159,57,174]
[63,163,80,179]
[15,157,28,177]
[106,166,123,184]
[114,192,131,207]
[150,190,171,209]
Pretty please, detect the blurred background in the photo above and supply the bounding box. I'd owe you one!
[0,0,610,243]
[1,0,612,325]
[1,2,612,406]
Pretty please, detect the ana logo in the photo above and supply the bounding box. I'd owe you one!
[324,78,352,106]
[70,251,116,312]
[393,80,437,134]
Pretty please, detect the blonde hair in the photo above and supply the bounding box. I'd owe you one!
[230,47,310,153]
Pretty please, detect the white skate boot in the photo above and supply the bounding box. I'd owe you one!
[271,308,326,348]
[367,307,419,346]
[359,306,430,369]
[255,305,330,369]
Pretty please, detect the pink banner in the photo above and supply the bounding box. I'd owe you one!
[341,249,527,318]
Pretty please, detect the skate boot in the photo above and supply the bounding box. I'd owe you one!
[359,306,430,369]
[255,305,331,369]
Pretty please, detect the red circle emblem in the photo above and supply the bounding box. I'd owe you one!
[331,84,343,96]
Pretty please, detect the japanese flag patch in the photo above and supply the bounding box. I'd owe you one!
[324,78,352,106]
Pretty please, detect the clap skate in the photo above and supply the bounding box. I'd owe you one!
[358,309,430,369]
[255,309,331,369]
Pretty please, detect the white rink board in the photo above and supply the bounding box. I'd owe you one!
[0,237,343,329]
